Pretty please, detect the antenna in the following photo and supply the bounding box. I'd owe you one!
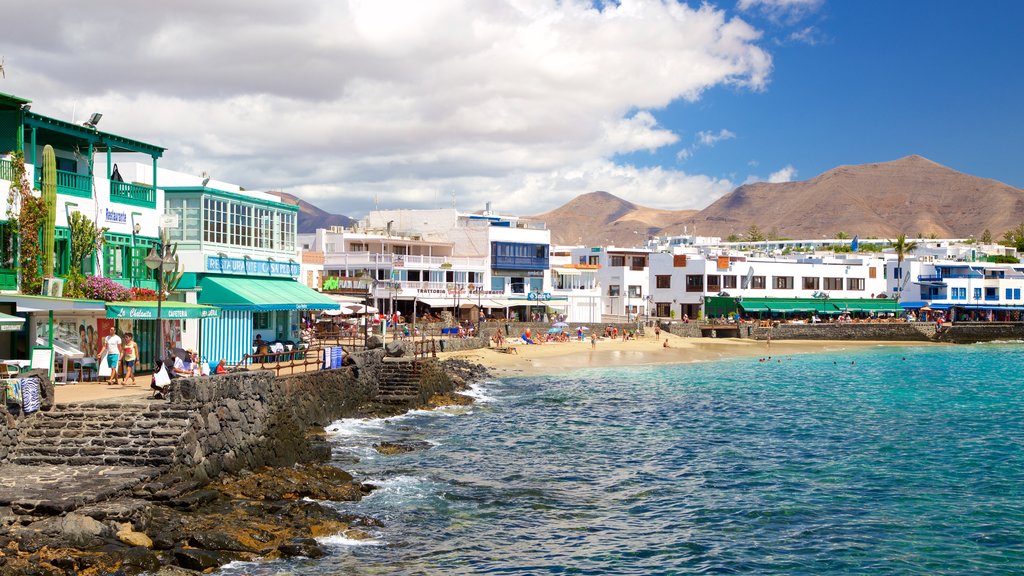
[374,193,379,211]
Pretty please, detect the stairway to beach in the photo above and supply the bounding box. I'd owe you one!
[378,358,429,404]
[8,402,193,468]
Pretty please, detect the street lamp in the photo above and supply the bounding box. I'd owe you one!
[144,243,176,361]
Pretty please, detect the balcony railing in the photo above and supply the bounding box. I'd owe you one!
[110,181,156,208]
[325,252,488,268]
[35,169,93,198]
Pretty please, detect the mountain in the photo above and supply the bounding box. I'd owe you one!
[676,155,1024,240]
[269,191,356,233]
[537,156,1024,245]
[530,191,698,246]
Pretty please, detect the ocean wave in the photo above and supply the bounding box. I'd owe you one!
[317,533,384,547]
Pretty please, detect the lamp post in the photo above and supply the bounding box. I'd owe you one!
[144,242,176,362]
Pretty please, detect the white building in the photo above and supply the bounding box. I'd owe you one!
[571,246,653,321]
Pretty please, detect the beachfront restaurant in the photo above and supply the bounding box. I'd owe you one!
[192,274,341,365]
[704,296,902,321]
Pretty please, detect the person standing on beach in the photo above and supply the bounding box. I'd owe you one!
[591,333,597,349]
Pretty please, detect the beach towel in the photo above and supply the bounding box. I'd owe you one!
[5,379,22,406]
[21,377,40,414]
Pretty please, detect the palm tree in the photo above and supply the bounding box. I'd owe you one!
[890,233,918,301]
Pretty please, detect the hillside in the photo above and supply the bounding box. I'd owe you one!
[530,191,698,246]
[538,156,1024,245]
[269,191,356,233]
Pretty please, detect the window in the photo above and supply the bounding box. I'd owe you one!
[1016,289,1022,300]
[588,255,599,265]
[656,303,672,317]
[847,278,865,291]
[722,275,737,289]
[253,312,270,330]
[894,267,902,279]
[1007,288,1014,300]
[610,255,625,267]
[803,277,820,290]
[974,287,982,300]
[686,275,704,292]
[751,276,766,289]
[608,285,621,296]
[824,277,843,291]
[656,275,671,289]
[774,276,794,290]
[673,255,687,267]
[512,277,525,294]
[529,277,543,292]
[707,275,720,291]
[630,256,646,271]
[628,285,642,297]
[869,267,877,279]
[985,287,998,301]
[491,277,504,291]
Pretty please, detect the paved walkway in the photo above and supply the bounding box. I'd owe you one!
[53,381,154,405]
[0,464,160,514]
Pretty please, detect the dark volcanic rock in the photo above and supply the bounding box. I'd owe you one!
[277,537,325,559]
[374,440,433,455]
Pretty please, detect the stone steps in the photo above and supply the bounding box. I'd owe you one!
[7,403,194,468]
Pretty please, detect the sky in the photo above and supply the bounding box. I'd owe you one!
[0,0,1021,219]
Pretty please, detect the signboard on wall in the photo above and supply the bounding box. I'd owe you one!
[206,256,300,277]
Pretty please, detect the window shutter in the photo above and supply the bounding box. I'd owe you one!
[130,246,148,280]
[103,246,117,277]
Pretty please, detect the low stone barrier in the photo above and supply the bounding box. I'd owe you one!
[748,322,937,341]
[159,349,452,489]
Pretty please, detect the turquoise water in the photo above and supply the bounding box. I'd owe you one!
[221,344,1024,575]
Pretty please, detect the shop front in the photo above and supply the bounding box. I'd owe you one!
[196,276,340,364]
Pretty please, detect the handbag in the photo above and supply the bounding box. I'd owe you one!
[97,356,112,377]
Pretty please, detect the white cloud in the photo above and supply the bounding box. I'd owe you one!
[696,129,738,147]
[737,0,823,16]
[3,0,774,216]
[768,164,798,183]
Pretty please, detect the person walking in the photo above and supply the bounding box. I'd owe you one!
[99,326,122,386]
[122,332,139,386]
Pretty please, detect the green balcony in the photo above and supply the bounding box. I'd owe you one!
[110,181,156,208]
[0,158,13,182]
[35,168,93,198]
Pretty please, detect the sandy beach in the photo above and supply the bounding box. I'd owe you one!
[441,332,927,377]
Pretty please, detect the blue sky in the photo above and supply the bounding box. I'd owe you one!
[2,0,1020,216]
[626,0,1024,189]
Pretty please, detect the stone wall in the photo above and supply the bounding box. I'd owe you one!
[747,322,937,341]
[939,322,1024,343]
[160,349,452,489]
[661,322,703,338]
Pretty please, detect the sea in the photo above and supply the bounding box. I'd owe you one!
[220,343,1024,575]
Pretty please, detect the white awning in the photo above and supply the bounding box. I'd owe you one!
[418,297,455,307]
[326,293,366,304]
[552,267,582,276]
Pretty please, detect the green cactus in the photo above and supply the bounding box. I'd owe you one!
[41,144,57,277]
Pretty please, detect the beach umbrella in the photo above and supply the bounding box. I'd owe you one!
[552,321,569,327]
[321,309,344,317]
[547,327,562,333]
[576,326,589,331]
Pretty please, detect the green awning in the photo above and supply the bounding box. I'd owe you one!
[106,301,220,320]
[0,312,25,332]
[831,300,902,313]
[739,302,772,313]
[198,276,341,311]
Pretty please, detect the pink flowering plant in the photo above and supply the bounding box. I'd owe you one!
[83,276,132,302]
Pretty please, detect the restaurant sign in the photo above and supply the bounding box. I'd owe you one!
[107,304,220,320]
[206,256,300,277]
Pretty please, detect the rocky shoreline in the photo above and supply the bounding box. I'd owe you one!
[0,359,490,575]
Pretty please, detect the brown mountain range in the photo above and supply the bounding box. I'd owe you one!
[534,156,1024,246]
[269,191,356,233]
